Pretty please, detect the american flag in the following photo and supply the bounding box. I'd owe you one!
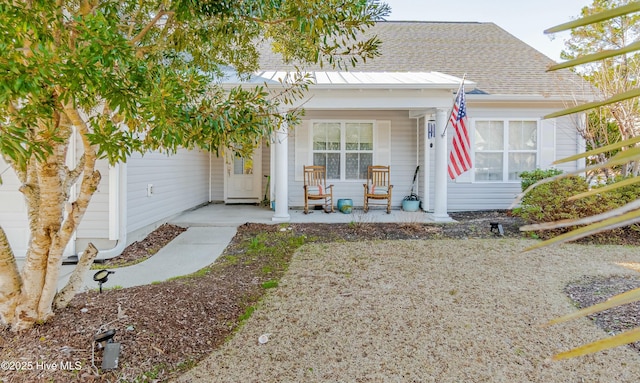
[447,86,471,179]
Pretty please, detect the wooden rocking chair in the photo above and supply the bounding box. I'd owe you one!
[303,165,335,214]
[363,165,393,214]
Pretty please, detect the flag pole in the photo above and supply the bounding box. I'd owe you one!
[441,73,466,137]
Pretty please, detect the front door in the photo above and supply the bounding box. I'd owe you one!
[225,145,262,203]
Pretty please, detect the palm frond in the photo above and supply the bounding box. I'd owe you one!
[544,2,640,33]
[522,199,640,231]
[553,327,640,360]
[553,135,640,164]
[512,153,637,207]
[568,176,640,200]
[523,207,640,251]
[547,286,640,327]
[548,40,640,71]
[545,88,640,119]
[537,0,640,362]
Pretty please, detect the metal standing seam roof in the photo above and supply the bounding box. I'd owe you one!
[243,70,472,89]
[257,21,591,99]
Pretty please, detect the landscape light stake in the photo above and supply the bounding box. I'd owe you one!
[93,270,115,293]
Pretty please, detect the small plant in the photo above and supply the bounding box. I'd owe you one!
[248,235,267,251]
[261,280,279,289]
[403,193,419,201]
[239,305,256,322]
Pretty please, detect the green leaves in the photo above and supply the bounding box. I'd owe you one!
[1,0,386,170]
[262,0,389,69]
[532,0,640,360]
[0,0,388,331]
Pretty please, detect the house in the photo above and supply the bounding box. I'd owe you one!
[0,21,589,258]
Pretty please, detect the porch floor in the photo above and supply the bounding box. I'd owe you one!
[169,202,442,226]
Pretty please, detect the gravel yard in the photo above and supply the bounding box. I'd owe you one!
[176,239,640,383]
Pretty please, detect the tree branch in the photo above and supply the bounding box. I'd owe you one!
[241,15,295,25]
[130,10,173,46]
[65,154,85,193]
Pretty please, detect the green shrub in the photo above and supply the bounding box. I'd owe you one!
[518,168,564,192]
[514,173,640,243]
[516,175,589,223]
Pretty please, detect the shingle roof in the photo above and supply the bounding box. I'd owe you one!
[258,21,588,99]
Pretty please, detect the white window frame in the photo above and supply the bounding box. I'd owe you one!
[472,118,540,183]
[310,120,375,181]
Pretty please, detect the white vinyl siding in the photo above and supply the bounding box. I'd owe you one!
[210,154,225,201]
[0,158,29,257]
[126,148,210,233]
[554,116,584,172]
[76,159,110,239]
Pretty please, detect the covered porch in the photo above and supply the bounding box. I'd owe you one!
[170,203,446,227]
[248,71,475,224]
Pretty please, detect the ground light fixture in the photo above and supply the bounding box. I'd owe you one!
[92,329,120,370]
[93,270,115,293]
[489,222,504,236]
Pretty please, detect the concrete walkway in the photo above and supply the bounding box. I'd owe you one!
[56,226,238,291]
[55,203,436,291]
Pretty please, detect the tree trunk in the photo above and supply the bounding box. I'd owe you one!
[0,227,22,327]
[54,243,98,309]
[2,107,102,331]
[10,146,68,329]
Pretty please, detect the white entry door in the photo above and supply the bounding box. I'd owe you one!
[225,145,262,203]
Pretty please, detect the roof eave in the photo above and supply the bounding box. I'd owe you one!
[468,94,595,103]
[222,71,475,92]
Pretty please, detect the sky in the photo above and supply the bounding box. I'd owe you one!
[383,0,594,61]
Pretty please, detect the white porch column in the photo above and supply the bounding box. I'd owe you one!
[431,107,453,222]
[421,118,432,212]
[272,119,290,222]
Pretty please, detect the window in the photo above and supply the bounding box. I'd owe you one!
[474,120,538,182]
[312,121,373,180]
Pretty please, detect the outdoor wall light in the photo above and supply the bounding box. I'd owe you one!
[93,270,115,293]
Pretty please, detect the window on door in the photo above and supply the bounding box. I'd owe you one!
[233,157,253,175]
[312,121,374,180]
[474,120,538,182]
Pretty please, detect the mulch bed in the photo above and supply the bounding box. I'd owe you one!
[1,210,639,382]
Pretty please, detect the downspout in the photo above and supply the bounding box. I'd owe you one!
[209,149,212,202]
[66,126,78,257]
[94,162,127,261]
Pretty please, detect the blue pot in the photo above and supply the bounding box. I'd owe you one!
[402,199,420,212]
[337,199,353,214]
